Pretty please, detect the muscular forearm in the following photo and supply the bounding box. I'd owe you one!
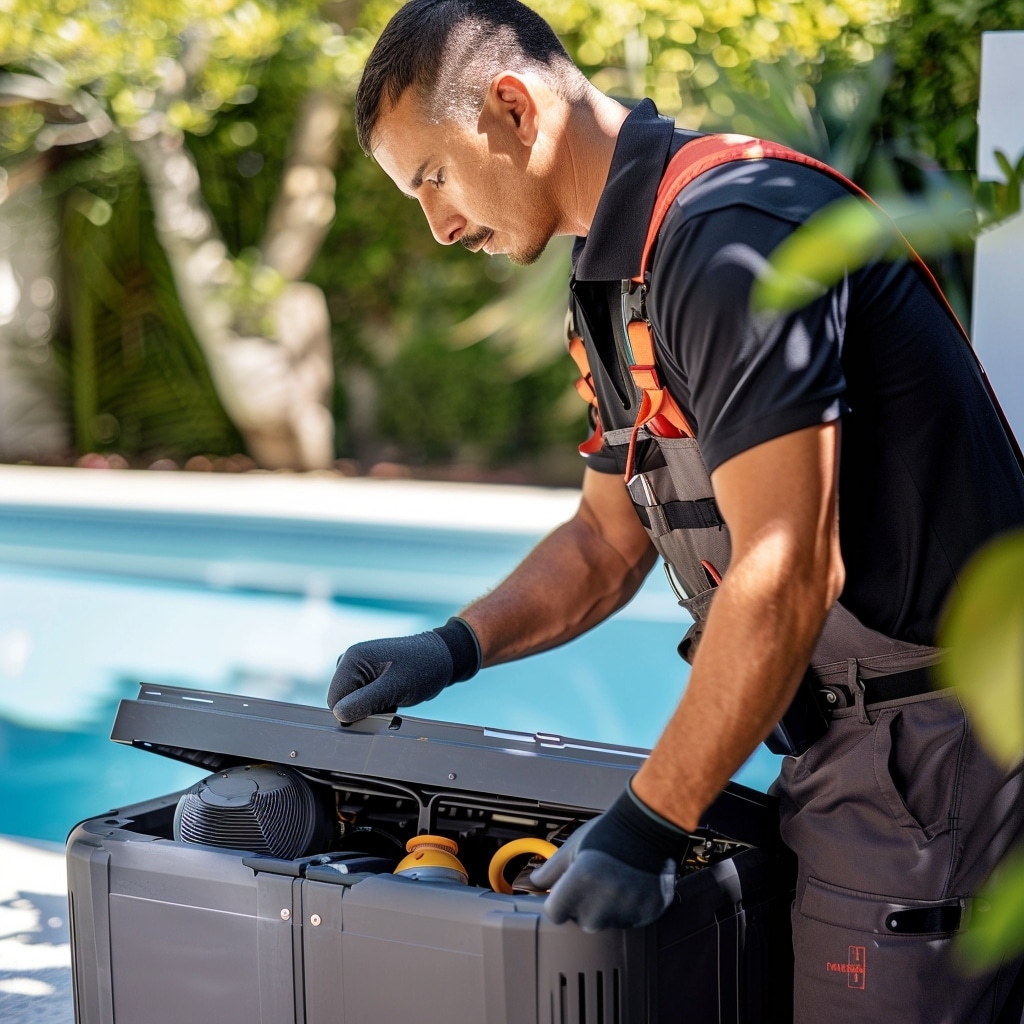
[633,422,844,832]
[459,469,657,666]
[632,538,832,831]
[460,519,654,665]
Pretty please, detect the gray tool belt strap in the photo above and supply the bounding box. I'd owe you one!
[811,602,944,705]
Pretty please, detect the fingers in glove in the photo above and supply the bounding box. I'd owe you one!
[328,648,391,709]
[542,849,675,933]
[529,845,571,890]
[332,686,398,724]
[529,819,593,889]
[327,631,453,722]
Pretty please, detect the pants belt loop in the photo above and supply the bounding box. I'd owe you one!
[849,658,870,724]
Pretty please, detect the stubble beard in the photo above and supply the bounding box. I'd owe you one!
[496,222,558,267]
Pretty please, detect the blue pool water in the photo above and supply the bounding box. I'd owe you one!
[0,482,780,843]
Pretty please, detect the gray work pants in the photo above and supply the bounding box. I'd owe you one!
[773,686,1024,1023]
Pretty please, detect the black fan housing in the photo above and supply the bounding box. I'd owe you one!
[173,763,334,859]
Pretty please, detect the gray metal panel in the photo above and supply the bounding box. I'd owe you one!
[111,686,646,812]
[300,880,347,1024]
[108,894,262,1024]
[335,876,493,1021]
[109,685,778,846]
[535,917,649,1024]
[72,827,300,1024]
[482,907,542,1024]
[66,834,113,1024]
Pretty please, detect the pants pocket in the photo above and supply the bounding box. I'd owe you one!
[871,699,967,840]
[793,877,968,1024]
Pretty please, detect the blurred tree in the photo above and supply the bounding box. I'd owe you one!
[880,0,1024,174]
[0,0,365,468]
[2,0,1018,477]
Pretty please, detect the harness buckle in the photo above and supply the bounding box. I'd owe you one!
[620,277,647,323]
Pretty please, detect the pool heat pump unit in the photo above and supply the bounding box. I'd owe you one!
[66,686,796,1024]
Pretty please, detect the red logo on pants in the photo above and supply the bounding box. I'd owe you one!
[825,946,867,990]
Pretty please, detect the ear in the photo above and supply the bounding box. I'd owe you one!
[484,72,539,147]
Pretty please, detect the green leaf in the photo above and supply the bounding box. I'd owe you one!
[937,531,1024,769]
[753,189,981,315]
[751,197,892,313]
[994,149,1015,185]
[956,845,1024,972]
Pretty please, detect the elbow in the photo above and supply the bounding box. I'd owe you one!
[825,550,846,612]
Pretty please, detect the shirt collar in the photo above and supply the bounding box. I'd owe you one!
[572,98,676,282]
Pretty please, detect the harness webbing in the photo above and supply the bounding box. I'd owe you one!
[568,130,1024,479]
[633,495,725,534]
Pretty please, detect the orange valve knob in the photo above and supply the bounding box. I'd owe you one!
[488,837,558,894]
[394,835,468,885]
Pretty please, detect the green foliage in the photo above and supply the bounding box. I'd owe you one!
[528,0,897,124]
[957,845,1024,974]
[938,532,1024,771]
[3,0,1022,473]
[0,0,336,145]
[377,329,580,465]
[0,0,356,464]
[53,156,242,457]
[750,187,980,314]
[880,0,1024,173]
[936,531,1024,970]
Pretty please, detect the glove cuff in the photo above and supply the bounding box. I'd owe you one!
[433,617,482,683]
[581,779,690,875]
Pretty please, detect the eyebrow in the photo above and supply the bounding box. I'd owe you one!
[409,159,430,191]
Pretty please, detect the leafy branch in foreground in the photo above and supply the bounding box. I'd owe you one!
[751,148,1024,315]
[937,530,1024,972]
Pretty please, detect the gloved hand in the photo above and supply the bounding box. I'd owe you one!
[531,779,686,933]
[328,616,481,723]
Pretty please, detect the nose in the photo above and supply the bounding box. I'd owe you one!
[420,193,466,246]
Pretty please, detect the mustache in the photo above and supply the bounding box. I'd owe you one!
[460,227,492,252]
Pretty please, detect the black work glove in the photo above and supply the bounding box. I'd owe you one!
[328,617,481,724]
[530,779,687,933]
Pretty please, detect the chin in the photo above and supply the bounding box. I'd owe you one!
[506,235,551,267]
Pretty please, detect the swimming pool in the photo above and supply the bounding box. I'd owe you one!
[0,466,780,843]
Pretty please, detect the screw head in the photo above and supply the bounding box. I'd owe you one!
[280,908,291,921]
[289,750,298,758]
[310,914,322,927]
[448,772,457,781]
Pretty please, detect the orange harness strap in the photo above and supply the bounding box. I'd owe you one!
[567,329,605,454]
[572,132,992,479]
[619,133,978,479]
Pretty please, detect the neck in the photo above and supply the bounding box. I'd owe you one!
[557,88,630,237]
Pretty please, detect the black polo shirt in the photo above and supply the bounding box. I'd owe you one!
[572,100,1024,646]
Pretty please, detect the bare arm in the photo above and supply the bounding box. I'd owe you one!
[632,422,845,832]
[460,467,658,666]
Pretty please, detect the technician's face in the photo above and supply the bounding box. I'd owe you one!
[372,87,559,266]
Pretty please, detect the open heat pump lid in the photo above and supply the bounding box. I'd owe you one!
[110,683,780,849]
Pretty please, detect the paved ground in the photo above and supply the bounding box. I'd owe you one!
[0,835,74,1023]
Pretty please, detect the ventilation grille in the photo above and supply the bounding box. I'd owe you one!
[174,764,328,859]
[552,969,620,1024]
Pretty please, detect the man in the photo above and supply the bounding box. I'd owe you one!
[327,1,1024,1020]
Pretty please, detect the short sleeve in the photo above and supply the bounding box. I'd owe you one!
[648,203,848,473]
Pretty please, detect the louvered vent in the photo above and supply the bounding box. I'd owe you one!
[173,764,332,859]
[553,969,621,1024]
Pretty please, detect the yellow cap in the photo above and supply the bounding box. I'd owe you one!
[394,834,468,884]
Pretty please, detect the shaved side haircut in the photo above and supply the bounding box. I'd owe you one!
[355,0,586,155]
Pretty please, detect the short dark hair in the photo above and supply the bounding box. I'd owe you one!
[354,0,584,155]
